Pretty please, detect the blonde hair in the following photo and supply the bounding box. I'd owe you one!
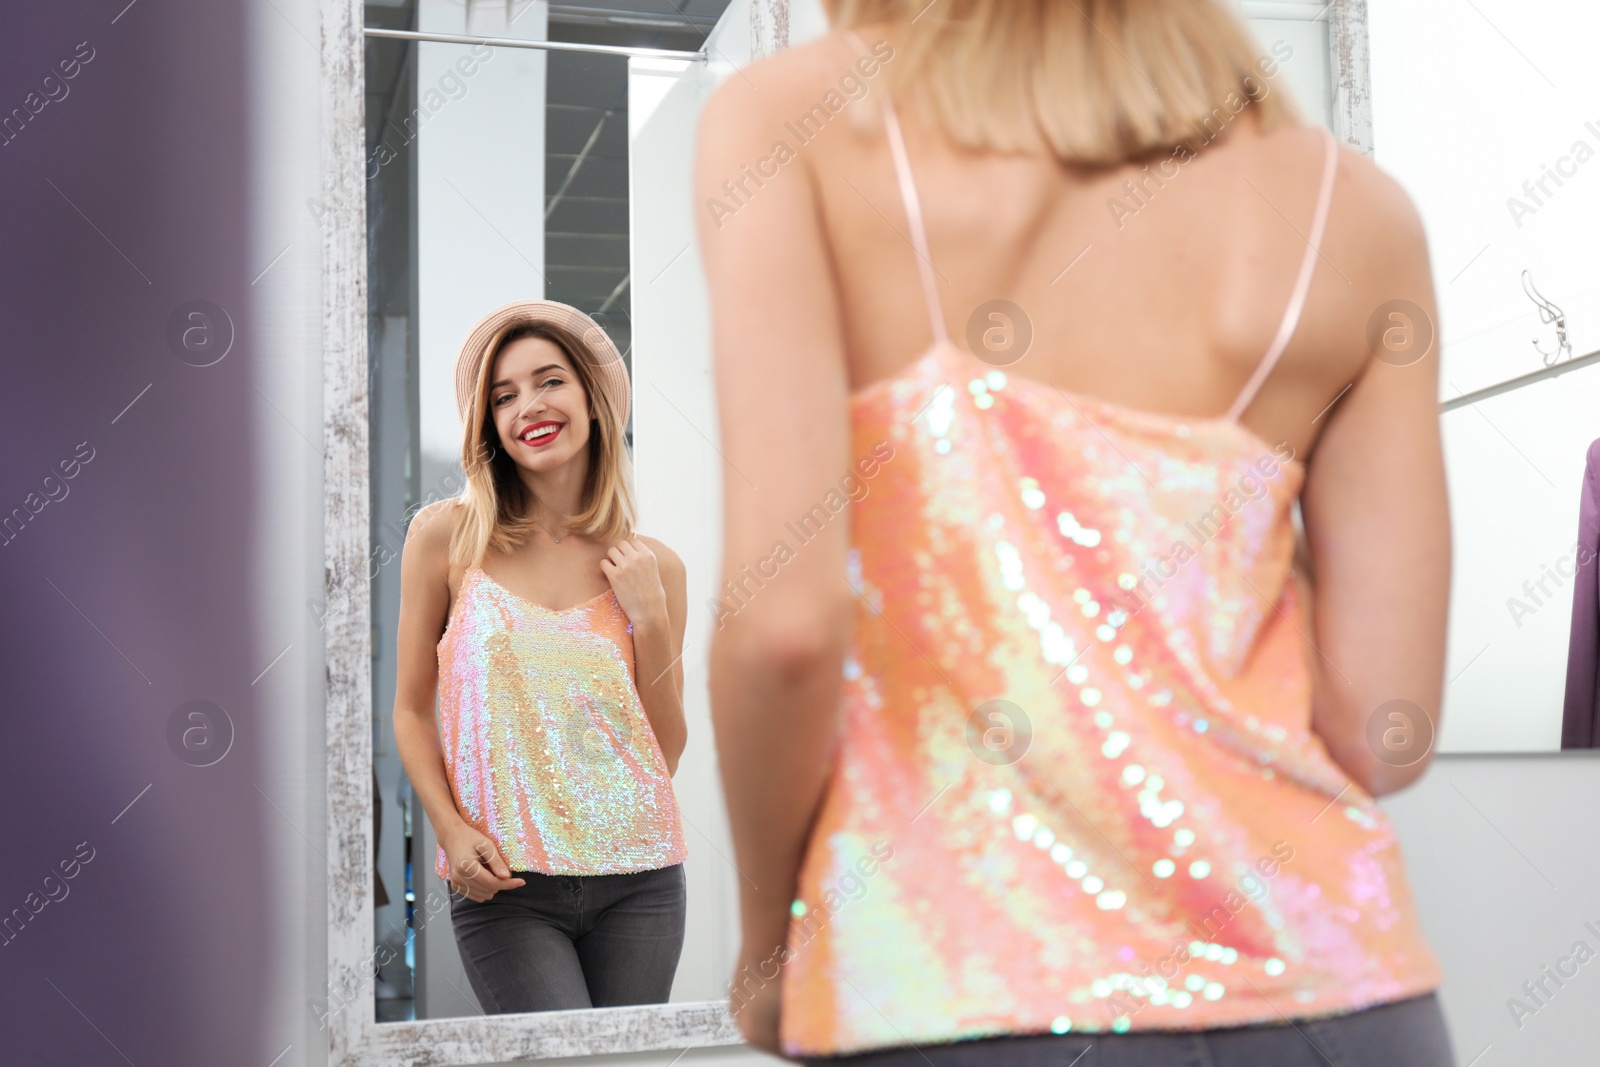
[449,320,636,568]
[825,0,1296,166]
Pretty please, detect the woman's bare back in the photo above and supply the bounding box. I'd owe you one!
[749,26,1429,464]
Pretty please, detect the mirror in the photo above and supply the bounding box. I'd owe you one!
[357,0,742,1039]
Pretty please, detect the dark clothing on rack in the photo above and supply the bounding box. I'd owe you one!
[1562,437,1600,748]
[374,767,389,907]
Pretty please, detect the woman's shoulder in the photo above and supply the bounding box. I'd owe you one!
[404,498,465,567]
[1259,119,1425,246]
[632,535,685,581]
[631,533,680,563]
[700,24,896,136]
[1229,118,1429,293]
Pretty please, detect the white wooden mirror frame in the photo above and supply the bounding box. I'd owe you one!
[318,1,1370,1063]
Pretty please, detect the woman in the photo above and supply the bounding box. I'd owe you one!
[698,2,1452,1064]
[391,300,690,1013]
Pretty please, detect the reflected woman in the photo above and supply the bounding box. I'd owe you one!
[392,300,689,1014]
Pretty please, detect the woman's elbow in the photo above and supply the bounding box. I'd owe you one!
[1333,741,1436,798]
[1314,689,1442,798]
[1365,759,1435,798]
[664,730,687,775]
[720,614,857,687]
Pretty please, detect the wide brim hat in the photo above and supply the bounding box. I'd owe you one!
[453,299,630,429]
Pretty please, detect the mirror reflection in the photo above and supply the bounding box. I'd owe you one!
[393,301,690,1015]
[362,0,730,1023]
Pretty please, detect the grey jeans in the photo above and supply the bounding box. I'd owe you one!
[448,863,686,1013]
[806,992,1455,1067]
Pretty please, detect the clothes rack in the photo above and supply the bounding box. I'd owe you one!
[363,27,706,62]
[1440,346,1600,413]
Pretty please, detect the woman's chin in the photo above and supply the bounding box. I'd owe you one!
[509,446,576,473]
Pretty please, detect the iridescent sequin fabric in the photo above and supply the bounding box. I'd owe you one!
[433,566,687,879]
[777,69,1440,1058]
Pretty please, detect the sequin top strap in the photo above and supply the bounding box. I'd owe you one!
[847,28,949,350]
[1224,125,1340,423]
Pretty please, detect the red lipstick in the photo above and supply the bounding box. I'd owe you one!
[518,420,564,448]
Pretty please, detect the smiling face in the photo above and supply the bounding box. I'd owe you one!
[487,333,593,476]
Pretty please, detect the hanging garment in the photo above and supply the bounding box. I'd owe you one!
[374,766,389,907]
[1561,438,1600,748]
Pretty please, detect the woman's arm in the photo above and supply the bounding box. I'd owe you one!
[695,54,857,1050]
[1300,174,1450,798]
[391,500,524,899]
[620,536,689,774]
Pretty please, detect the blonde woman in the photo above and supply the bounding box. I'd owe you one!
[392,301,689,1013]
[699,1,1452,1064]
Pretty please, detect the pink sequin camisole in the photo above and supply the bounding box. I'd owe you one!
[433,565,687,879]
[777,64,1441,1057]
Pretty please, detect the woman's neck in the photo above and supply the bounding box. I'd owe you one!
[519,454,588,530]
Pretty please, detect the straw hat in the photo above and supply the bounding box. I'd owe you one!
[453,299,630,429]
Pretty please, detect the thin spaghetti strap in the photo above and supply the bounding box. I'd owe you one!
[845,30,948,349]
[1225,125,1340,424]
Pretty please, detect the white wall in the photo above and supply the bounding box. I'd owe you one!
[1370,0,1600,753]
[628,54,742,1006]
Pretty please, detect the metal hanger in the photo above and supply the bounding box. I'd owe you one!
[1522,269,1571,365]
[1442,272,1588,412]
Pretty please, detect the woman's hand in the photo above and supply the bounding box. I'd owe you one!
[611,535,689,774]
[600,537,669,632]
[439,823,525,902]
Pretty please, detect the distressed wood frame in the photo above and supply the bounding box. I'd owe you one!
[1327,0,1374,154]
[750,0,790,57]
[318,0,743,1061]
[1238,0,1373,152]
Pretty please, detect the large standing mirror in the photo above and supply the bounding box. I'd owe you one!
[359,0,735,1029]
[324,0,762,1061]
